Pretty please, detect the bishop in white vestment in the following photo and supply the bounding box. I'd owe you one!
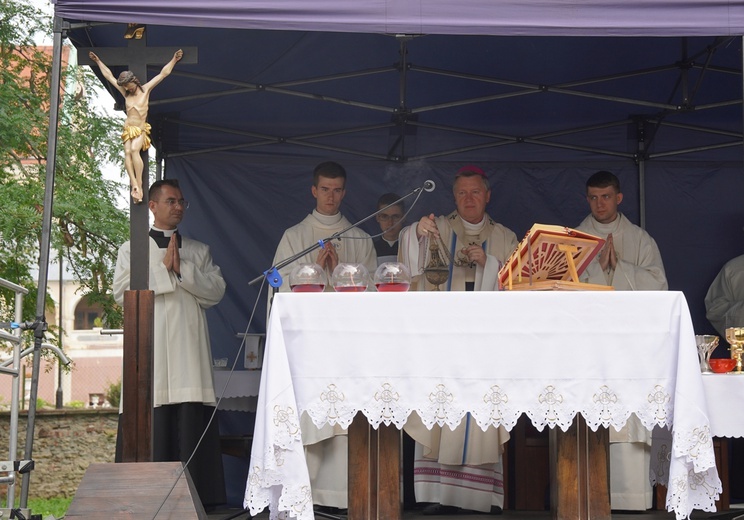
[398,165,518,515]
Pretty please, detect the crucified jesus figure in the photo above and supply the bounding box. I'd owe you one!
[89,49,183,203]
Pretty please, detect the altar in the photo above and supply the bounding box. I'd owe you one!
[244,291,721,520]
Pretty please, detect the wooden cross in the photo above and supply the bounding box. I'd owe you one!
[78,31,197,463]
[79,33,197,288]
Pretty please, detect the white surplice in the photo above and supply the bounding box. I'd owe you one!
[272,210,377,293]
[575,213,667,292]
[113,233,225,407]
[576,212,668,510]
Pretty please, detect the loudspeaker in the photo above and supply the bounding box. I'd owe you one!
[66,462,207,519]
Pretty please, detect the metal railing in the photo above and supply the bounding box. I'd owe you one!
[0,277,70,512]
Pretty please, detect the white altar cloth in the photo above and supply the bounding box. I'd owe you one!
[701,374,744,437]
[244,291,721,520]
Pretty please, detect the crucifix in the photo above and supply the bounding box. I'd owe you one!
[78,31,197,462]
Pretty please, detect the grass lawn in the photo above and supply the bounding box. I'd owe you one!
[19,497,72,518]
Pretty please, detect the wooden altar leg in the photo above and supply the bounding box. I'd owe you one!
[348,412,401,520]
[549,416,610,520]
[378,423,400,517]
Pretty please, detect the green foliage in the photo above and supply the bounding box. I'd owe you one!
[0,0,128,337]
[66,400,85,408]
[104,378,121,408]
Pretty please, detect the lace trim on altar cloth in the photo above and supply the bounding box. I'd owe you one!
[246,465,314,520]
[245,402,316,520]
[301,380,676,433]
[651,424,722,520]
[247,379,721,520]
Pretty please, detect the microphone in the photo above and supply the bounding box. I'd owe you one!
[423,180,436,192]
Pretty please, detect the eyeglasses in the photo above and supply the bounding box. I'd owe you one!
[157,198,190,209]
[378,214,403,223]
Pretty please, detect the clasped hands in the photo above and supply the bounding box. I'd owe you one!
[598,233,618,272]
[316,240,339,272]
[416,214,486,268]
[162,233,181,277]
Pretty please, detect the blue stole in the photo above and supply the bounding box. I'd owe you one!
[446,232,487,292]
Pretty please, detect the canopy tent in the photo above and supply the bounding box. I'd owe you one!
[33,0,742,509]
[50,1,744,366]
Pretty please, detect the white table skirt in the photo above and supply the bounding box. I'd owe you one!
[702,373,744,437]
[244,291,721,520]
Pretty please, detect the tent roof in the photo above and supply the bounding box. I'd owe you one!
[53,0,744,37]
[57,0,743,166]
[54,0,744,359]
[65,25,742,166]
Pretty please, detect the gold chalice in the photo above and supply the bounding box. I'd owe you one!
[695,335,719,374]
[724,327,744,374]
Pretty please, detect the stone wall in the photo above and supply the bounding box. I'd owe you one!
[0,409,118,500]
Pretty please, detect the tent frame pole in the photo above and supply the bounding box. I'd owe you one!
[19,16,68,507]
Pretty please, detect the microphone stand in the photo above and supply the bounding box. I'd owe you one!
[244,182,431,519]
[248,183,428,288]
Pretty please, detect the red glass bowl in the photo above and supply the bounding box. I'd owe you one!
[709,358,736,373]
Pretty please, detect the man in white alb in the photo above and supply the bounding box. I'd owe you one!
[272,161,377,293]
[270,160,376,511]
[575,170,667,511]
[113,179,227,509]
[398,165,518,515]
[705,253,744,336]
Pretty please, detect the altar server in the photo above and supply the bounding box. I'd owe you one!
[576,170,667,511]
[398,165,517,515]
[270,160,375,511]
[373,192,405,266]
[272,161,376,293]
[576,171,667,292]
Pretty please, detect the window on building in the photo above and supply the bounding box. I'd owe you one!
[74,295,104,330]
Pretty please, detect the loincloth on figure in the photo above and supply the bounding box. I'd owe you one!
[121,123,152,151]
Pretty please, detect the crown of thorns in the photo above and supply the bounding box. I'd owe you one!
[116,71,138,86]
